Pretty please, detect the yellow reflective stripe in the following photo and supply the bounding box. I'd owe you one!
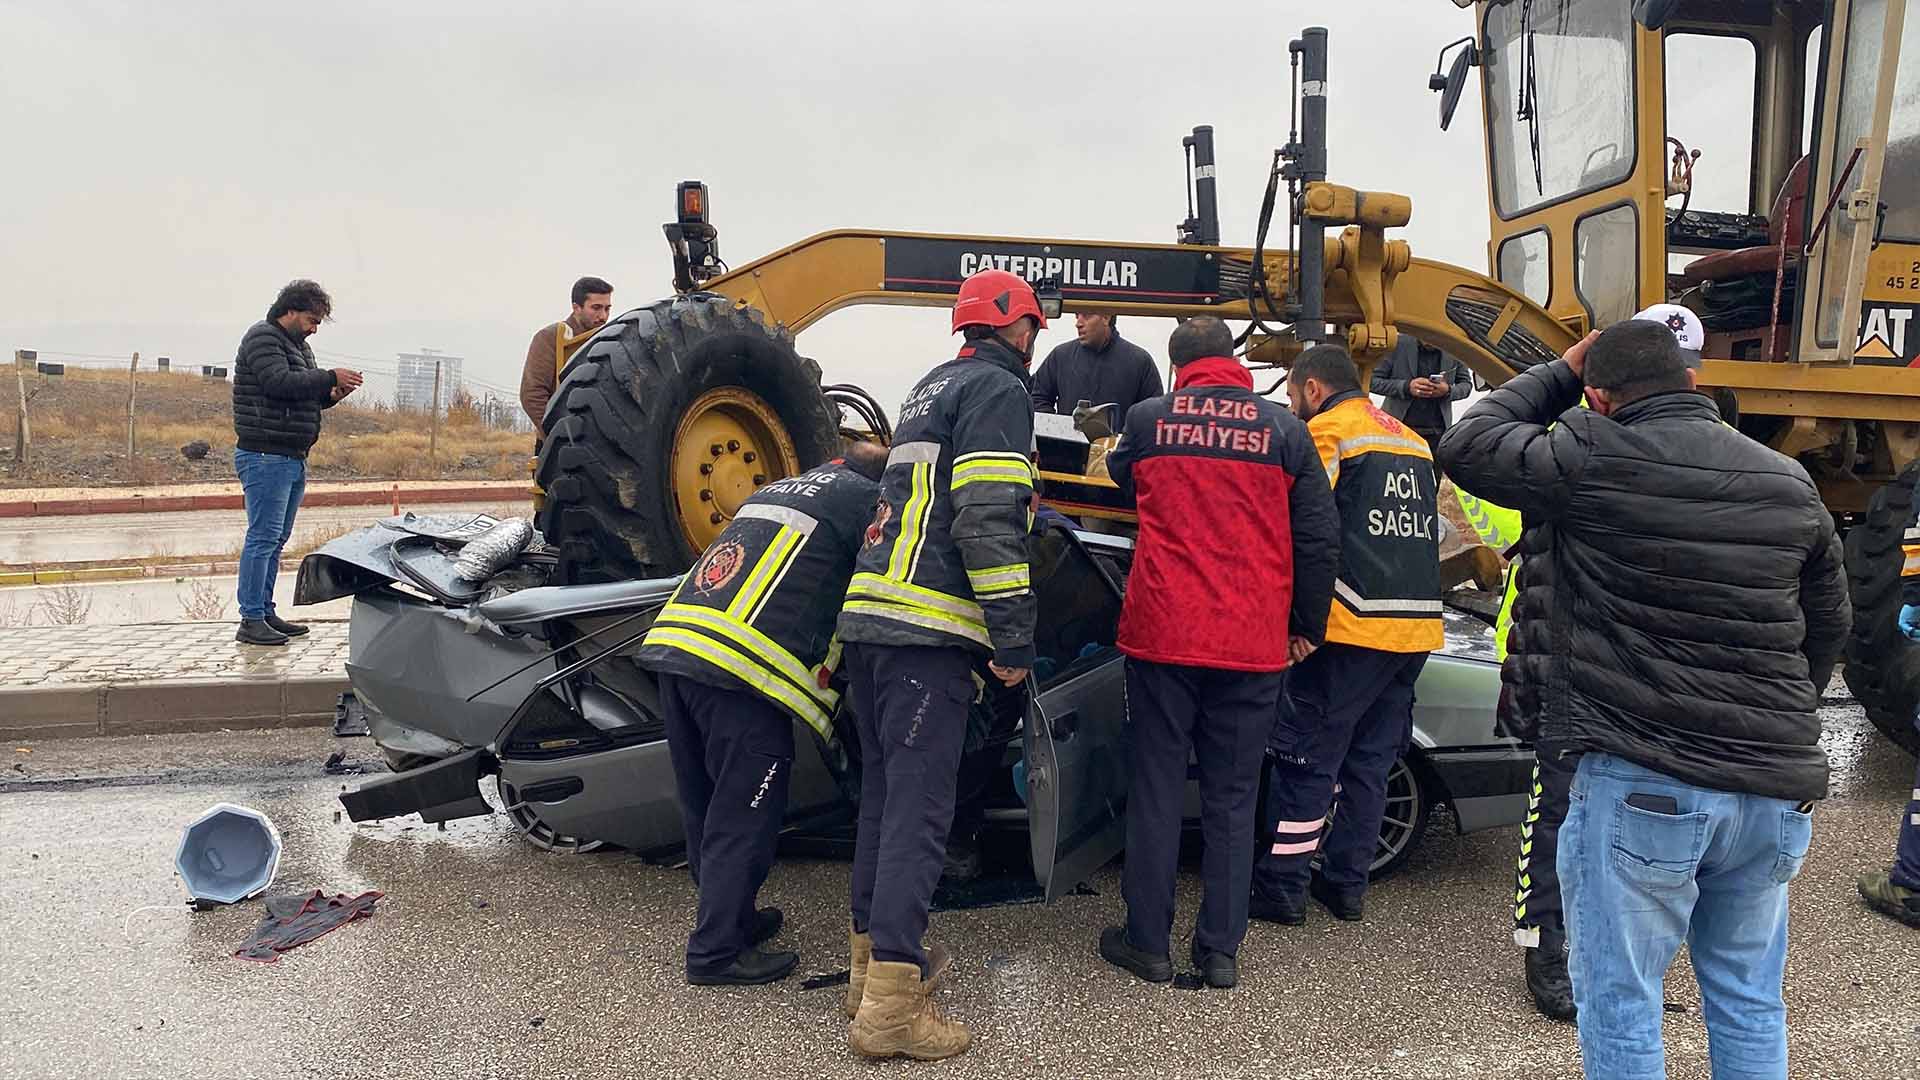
[888,462,935,580]
[725,526,803,620]
[954,450,1033,467]
[966,563,1031,594]
[658,602,837,711]
[849,572,987,626]
[952,466,1034,490]
[642,626,833,738]
[841,600,992,647]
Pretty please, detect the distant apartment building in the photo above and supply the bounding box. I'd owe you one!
[395,349,463,413]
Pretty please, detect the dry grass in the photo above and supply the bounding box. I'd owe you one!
[1,363,531,486]
[35,582,92,625]
[0,592,28,628]
[177,577,229,621]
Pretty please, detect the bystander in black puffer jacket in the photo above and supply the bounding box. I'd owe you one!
[1438,359,1849,802]
[232,320,339,458]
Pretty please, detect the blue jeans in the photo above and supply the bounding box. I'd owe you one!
[234,449,307,621]
[1561,753,1813,1080]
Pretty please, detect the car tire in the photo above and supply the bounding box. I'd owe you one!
[1842,462,1920,755]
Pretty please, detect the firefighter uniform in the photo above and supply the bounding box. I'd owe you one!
[1102,353,1338,975]
[834,334,1038,979]
[637,458,879,980]
[1255,389,1443,914]
[1862,472,1920,924]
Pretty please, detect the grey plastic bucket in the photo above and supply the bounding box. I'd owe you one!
[174,803,282,905]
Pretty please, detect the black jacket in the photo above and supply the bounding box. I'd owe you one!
[1437,360,1849,802]
[837,337,1037,667]
[1371,336,1472,431]
[232,320,339,459]
[1030,331,1163,418]
[638,460,879,739]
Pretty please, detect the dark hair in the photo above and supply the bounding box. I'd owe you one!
[962,316,1036,342]
[571,276,614,306]
[841,439,888,480]
[1584,320,1690,402]
[267,280,332,321]
[1289,343,1361,393]
[1167,316,1234,365]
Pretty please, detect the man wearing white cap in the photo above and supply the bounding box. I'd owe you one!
[1632,303,1706,369]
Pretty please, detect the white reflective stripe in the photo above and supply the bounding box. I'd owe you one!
[967,565,1031,590]
[841,600,992,647]
[1333,579,1445,614]
[1514,927,1541,949]
[955,450,1032,467]
[657,602,834,708]
[1272,818,1324,834]
[1270,839,1319,856]
[1904,526,1920,541]
[735,502,819,537]
[1325,460,1340,488]
[887,440,942,465]
[1911,812,1920,826]
[746,532,806,625]
[1335,433,1433,459]
[971,587,1030,600]
[1911,788,1920,801]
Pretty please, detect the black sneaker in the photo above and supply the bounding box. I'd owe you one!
[236,619,289,647]
[1098,926,1173,984]
[1189,941,1238,989]
[747,907,783,946]
[686,947,799,986]
[1249,891,1307,926]
[1309,876,1364,922]
[264,613,310,637]
[1525,939,1578,1023]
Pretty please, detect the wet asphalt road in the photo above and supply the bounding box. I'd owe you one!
[3,700,1918,1080]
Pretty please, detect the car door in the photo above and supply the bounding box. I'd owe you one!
[1021,524,1131,901]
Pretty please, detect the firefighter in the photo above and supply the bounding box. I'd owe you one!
[834,267,1043,1061]
[1252,344,1442,926]
[1857,466,1920,926]
[1096,316,1339,990]
[635,440,887,987]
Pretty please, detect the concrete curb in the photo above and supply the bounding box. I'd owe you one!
[0,675,347,740]
[0,560,244,588]
[0,482,525,519]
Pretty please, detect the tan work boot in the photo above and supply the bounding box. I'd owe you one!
[845,932,953,1019]
[848,960,971,1061]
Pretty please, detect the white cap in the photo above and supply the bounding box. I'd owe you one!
[1632,303,1705,368]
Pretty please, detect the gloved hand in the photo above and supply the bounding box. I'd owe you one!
[1071,401,1118,440]
[1900,603,1920,641]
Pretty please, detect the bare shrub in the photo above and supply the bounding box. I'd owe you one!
[36,583,92,625]
[177,577,229,621]
[0,593,29,627]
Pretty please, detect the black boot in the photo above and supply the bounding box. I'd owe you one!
[1525,937,1577,1023]
[1309,876,1364,921]
[747,907,783,946]
[1189,941,1238,989]
[686,947,799,986]
[236,619,289,647]
[1249,889,1307,926]
[1098,926,1172,983]
[264,613,309,637]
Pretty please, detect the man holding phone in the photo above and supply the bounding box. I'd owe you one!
[1438,321,1848,1080]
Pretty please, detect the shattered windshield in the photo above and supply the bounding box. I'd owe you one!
[1486,0,1637,217]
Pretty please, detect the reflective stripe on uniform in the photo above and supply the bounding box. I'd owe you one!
[735,502,820,536]
[640,626,834,738]
[965,562,1031,597]
[727,526,804,624]
[655,602,838,715]
[1456,490,1522,552]
[952,450,1034,490]
[889,462,937,581]
[887,440,943,465]
[1333,579,1443,615]
[850,572,987,625]
[841,600,992,648]
[1904,543,1920,578]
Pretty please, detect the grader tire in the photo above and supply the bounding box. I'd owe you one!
[1843,461,1920,755]
[534,295,840,583]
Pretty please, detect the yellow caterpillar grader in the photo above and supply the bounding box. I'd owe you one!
[532,1,1920,750]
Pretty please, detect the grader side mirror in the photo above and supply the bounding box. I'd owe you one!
[1634,0,1680,30]
[1034,276,1064,321]
[1429,37,1478,132]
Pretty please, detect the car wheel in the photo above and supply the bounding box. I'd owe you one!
[492,776,604,854]
[1368,755,1432,880]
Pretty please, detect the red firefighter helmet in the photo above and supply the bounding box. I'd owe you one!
[950,269,1049,334]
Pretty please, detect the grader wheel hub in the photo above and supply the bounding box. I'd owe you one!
[670,387,802,551]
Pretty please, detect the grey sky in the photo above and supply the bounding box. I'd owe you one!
[2,1,1496,412]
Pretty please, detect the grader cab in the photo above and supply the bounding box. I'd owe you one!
[533,4,1920,749]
